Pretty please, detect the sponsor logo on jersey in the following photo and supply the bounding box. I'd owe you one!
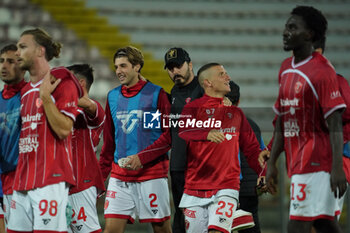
[284,119,300,137]
[0,107,20,135]
[183,208,196,218]
[19,136,39,153]
[219,217,227,223]
[106,191,117,198]
[151,209,159,214]
[280,98,299,107]
[22,113,42,123]
[292,203,299,210]
[116,110,143,133]
[330,91,341,99]
[42,218,51,225]
[75,225,83,231]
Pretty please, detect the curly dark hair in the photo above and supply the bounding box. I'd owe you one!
[291,6,327,43]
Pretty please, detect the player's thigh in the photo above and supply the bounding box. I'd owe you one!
[69,186,101,233]
[104,217,128,233]
[138,178,171,222]
[30,182,69,232]
[7,191,33,231]
[208,195,237,233]
[104,178,136,223]
[288,220,312,233]
[183,206,208,233]
[151,218,172,233]
[289,172,339,220]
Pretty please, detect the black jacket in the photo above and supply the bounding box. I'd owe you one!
[170,77,204,171]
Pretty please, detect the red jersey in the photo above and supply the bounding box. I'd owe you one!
[273,52,346,177]
[70,100,106,194]
[178,95,263,192]
[14,69,80,191]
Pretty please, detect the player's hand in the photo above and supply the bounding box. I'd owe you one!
[40,74,61,100]
[258,150,270,167]
[330,168,347,198]
[266,164,278,195]
[256,176,268,195]
[223,97,232,106]
[207,130,225,143]
[125,154,143,170]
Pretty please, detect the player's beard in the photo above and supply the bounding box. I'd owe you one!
[174,67,191,87]
[19,58,33,71]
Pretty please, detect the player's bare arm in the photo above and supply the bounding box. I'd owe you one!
[207,129,225,143]
[40,74,73,139]
[78,94,97,118]
[266,116,284,195]
[327,110,347,198]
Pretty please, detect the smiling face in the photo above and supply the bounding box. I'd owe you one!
[204,65,231,96]
[0,50,23,85]
[114,56,140,87]
[166,61,193,87]
[283,15,311,52]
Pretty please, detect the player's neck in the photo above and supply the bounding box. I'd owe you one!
[29,60,50,84]
[293,45,313,64]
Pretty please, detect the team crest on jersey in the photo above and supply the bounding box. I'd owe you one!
[185,220,190,230]
[104,200,109,210]
[294,81,303,94]
[36,98,43,108]
[185,97,191,103]
[10,200,16,209]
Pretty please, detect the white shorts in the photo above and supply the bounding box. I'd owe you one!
[104,177,171,223]
[2,194,12,228]
[0,201,4,218]
[68,186,101,233]
[7,182,69,232]
[183,195,237,233]
[289,171,341,221]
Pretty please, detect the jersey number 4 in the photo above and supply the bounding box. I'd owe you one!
[72,207,87,222]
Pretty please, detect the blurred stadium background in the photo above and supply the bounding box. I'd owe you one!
[1,0,350,232]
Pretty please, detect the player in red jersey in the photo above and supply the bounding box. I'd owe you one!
[66,64,105,233]
[266,6,346,233]
[7,28,82,232]
[178,63,265,233]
